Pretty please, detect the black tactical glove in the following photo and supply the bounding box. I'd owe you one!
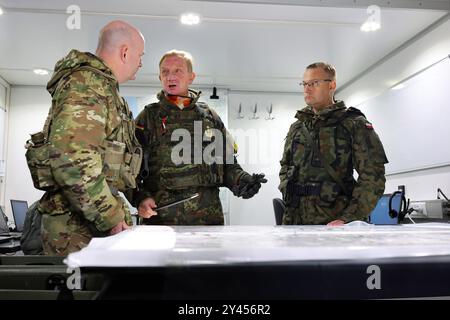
[232,173,268,199]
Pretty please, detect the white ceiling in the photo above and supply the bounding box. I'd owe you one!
[0,0,448,93]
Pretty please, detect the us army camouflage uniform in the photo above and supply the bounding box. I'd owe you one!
[38,50,141,255]
[279,101,388,225]
[130,90,249,225]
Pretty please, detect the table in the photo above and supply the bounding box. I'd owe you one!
[64,224,450,299]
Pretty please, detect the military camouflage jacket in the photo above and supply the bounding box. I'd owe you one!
[131,90,248,207]
[279,101,388,223]
[38,50,139,231]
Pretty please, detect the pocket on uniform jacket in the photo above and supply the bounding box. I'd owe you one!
[291,136,306,158]
[25,143,57,191]
[160,165,202,190]
[318,127,337,164]
[120,147,143,189]
[279,165,295,194]
[102,140,126,183]
[334,126,352,167]
[292,138,300,153]
[318,181,340,207]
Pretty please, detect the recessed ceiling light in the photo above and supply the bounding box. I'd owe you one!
[33,69,49,75]
[360,21,381,32]
[0,6,4,15]
[180,13,201,25]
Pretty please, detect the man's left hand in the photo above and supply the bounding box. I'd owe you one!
[232,173,268,199]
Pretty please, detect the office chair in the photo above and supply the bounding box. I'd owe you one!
[272,198,285,225]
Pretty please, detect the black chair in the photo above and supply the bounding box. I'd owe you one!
[272,198,285,225]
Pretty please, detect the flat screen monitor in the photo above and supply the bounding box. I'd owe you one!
[10,200,28,232]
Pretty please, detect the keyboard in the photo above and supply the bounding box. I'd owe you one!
[0,232,22,239]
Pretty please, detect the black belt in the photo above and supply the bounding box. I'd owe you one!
[292,183,321,196]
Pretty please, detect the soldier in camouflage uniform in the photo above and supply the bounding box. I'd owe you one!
[279,62,388,226]
[130,50,266,225]
[37,21,145,255]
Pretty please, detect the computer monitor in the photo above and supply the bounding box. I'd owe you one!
[369,193,403,225]
[10,200,28,232]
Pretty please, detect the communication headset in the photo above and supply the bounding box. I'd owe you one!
[388,191,407,219]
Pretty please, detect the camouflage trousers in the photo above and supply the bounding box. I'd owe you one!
[142,187,224,225]
[41,212,108,256]
[39,191,133,256]
[282,195,349,225]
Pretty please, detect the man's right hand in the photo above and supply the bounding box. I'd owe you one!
[138,197,158,218]
[109,220,130,235]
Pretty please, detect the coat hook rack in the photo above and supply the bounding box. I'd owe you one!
[266,103,275,120]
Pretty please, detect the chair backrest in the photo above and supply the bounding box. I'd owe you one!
[10,200,28,232]
[272,198,285,225]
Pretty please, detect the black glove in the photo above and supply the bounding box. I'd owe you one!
[232,173,268,199]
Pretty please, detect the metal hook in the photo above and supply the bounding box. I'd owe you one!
[249,103,259,120]
[237,103,244,119]
[266,103,275,120]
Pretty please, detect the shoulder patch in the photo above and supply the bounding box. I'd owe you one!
[365,122,374,130]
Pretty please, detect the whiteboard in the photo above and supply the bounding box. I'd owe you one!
[357,57,450,175]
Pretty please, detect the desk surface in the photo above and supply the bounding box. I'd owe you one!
[3,225,450,299]
[71,224,450,300]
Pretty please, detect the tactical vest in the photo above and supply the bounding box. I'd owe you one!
[140,100,226,193]
[286,107,363,206]
[25,66,142,193]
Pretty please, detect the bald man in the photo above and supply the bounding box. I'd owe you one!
[36,20,145,255]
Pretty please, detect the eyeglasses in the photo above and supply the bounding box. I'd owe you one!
[300,79,332,89]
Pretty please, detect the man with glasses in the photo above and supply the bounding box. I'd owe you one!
[279,62,388,225]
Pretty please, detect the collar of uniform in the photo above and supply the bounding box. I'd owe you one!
[157,89,201,110]
[316,101,346,117]
[47,49,118,95]
[296,100,346,120]
[167,94,193,109]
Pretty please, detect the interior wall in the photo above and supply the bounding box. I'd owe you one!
[4,86,47,220]
[0,80,9,211]
[337,17,450,203]
[338,18,450,108]
[227,91,303,225]
[386,166,450,201]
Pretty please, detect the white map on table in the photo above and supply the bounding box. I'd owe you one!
[65,224,450,268]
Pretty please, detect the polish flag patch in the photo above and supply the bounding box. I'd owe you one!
[365,123,374,130]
